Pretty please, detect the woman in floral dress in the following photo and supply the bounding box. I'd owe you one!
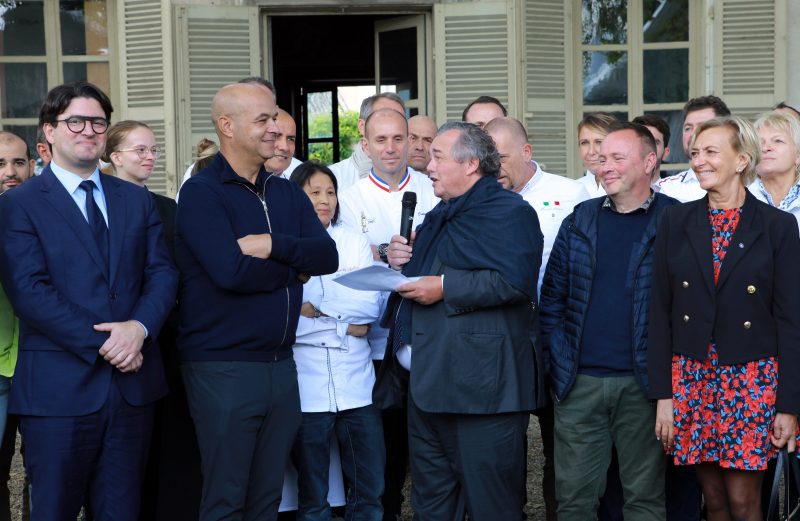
[648,116,800,520]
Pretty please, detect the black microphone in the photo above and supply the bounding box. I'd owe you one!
[400,191,417,241]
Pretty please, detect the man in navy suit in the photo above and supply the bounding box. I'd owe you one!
[0,82,178,521]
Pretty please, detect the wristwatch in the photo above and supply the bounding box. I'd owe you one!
[313,306,321,319]
[378,243,390,264]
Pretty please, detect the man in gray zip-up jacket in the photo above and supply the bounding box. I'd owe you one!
[540,123,677,520]
[176,82,338,521]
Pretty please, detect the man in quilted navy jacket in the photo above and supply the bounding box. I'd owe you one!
[540,123,678,520]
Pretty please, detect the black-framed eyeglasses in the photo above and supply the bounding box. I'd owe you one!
[54,116,109,134]
[116,146,161,160]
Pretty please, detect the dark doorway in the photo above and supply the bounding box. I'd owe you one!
[269,13,424,164]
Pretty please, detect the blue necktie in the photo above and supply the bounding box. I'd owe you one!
[79,180,109,266]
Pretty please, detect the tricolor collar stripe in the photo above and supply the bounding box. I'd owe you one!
[369,168,410,193]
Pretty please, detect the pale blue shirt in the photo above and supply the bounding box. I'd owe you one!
[49,161,109,226]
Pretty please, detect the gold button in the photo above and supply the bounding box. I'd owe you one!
[682,281,689,288]
[747,285,756,294]
[683,315,690,322]
[744,321,752,329]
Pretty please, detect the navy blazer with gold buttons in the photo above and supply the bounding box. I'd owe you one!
[647,189,800,413]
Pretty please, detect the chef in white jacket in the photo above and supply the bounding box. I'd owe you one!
[286,161,385,520]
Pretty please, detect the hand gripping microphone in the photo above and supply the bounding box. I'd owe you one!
[400,191,417,241]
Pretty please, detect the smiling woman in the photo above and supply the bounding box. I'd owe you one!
[103,121,159,187]
[749,112,800,229]
[649,116,800,521]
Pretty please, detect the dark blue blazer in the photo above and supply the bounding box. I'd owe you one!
[0,167,178,416]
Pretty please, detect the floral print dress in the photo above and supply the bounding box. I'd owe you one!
[670,207,781,470]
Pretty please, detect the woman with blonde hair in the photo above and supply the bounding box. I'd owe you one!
[750,112,800,229]
[649,116,800,521]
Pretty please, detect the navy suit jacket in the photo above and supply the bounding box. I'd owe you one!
[0,167,178,416]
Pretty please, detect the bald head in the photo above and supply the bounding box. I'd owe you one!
[484,117,529,145]
[485,117,535,192]
[408,115,437,172]
[0,131,29,159]
[212,83,271,129]
[211,82,280,174]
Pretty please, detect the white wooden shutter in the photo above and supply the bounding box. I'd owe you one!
[523,0,572,177]
[174,5,260,175]
[714,0,787,118]
[433,1,516,124]
[119,0,176,196]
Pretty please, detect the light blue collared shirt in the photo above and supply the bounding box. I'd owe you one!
[50,161,109,226]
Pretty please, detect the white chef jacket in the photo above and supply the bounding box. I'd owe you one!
[576,170,607,199]
[293,224,380,413]
[338,167,439,360]
[655,169,706,202]
[519,162,591,294]
[329,142,372,193]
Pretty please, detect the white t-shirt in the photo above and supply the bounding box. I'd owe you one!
[338,168,439,360]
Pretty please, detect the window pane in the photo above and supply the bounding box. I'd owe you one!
[582,51,628,105]
[378,28,418,100]
[60,0,108,56]
[645,109,686,164]
[643,49,688,103]
[582,0,627,44]
[643,0,689,43]
[0,63,47,118]
[307,92,333,139]
[0,0,46,56]
[63,62,110,98]
[308,142,333,165]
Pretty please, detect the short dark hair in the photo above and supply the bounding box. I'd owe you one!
[359,93,406,121]
[36,126,51,152]
[38,82,113,128]
[632,114,671,148]
[290,161,340,225]
[608,122,657,157]
[683,95,730,119]
[774,101,800,119]
[238,77,277,97]
[461,96,508,122]
[437,121,501,178]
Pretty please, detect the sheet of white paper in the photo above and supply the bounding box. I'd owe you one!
[333,265,420,292]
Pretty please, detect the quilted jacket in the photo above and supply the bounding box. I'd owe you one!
[539,193,678,401]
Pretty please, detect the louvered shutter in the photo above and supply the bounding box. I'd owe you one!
[433,1,516,124]
[523,0,572,177]
[119,0,176,196]
[714,0,787,118]
[174,5,260,176]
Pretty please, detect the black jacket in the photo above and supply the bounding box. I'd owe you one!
[647,190,800,413]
